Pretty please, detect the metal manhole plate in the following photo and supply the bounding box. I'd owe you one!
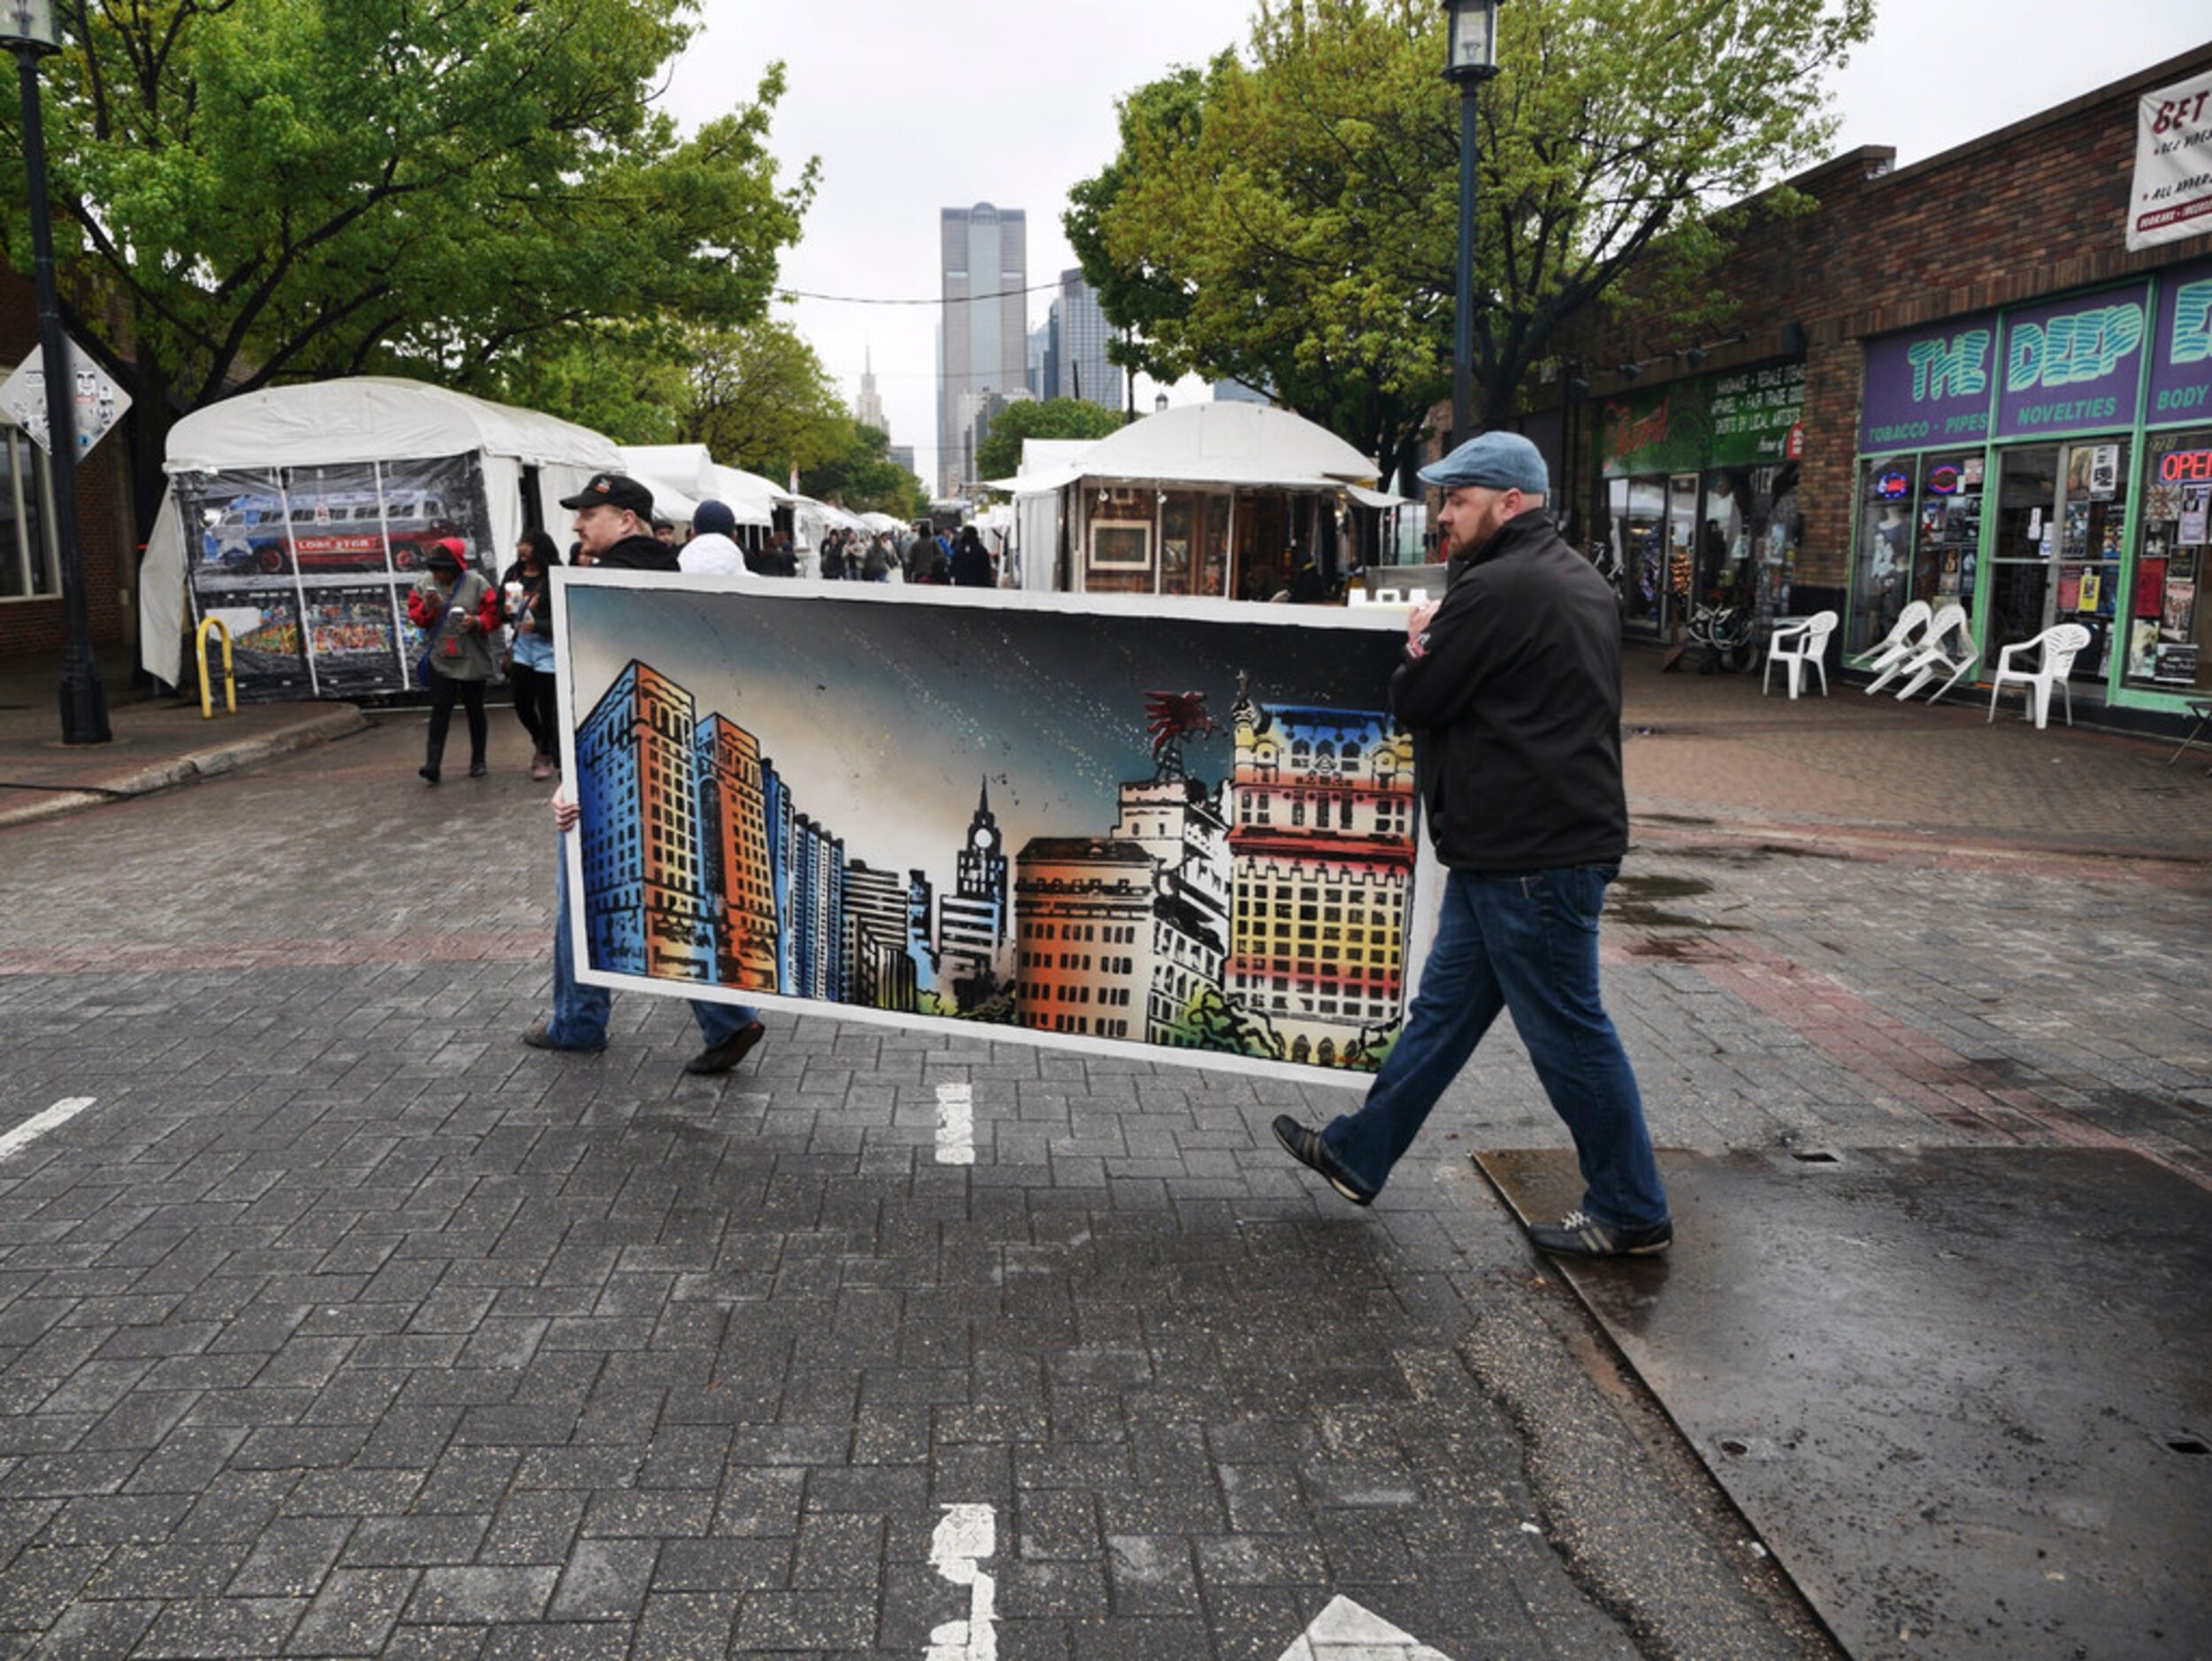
[1474,1146,2212,1659]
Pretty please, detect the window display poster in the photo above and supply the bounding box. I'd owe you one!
[2136,558,2169,616]
[2129,618,2160,678]
[2059,572,2082,612]
[179,453,494,701]
[2164,578,2196,637]
[2182,485,2210,547]
[2078,570,2102,613]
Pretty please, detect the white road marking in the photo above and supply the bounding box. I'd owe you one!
[0,1097,96,1163]
[1275,1594,1456,1660]
[924,1503,996,1659]
[935,1083,975,1166]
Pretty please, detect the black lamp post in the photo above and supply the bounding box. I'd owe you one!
[4,0,108,743]
[1443,0,1500,451]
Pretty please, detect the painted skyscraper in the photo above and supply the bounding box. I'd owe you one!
[938,203,1028,496]
[574,660,714,983]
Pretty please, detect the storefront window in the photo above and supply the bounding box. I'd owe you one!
[1850,459,1917,654]
[1910,451,1982,614]
[2055,439,2129,683]
[0,425,57,601]
[1609,477,1665,631]
[2127,431,2210,691]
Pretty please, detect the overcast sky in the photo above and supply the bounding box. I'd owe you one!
[661,1,2195,490]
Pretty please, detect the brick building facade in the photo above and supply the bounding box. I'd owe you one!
[1527,43,2212,721]
[0,268,137,667]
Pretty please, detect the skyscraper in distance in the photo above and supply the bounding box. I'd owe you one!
[855,344,887,437]
[938,203,1028,497]
[1052,269,1121,414]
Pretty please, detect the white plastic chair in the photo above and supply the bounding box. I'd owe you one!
[1890,605,1979,704]
[1854,600,1933,692]
[1986,623,2092,731]
[1763,610,1839,699]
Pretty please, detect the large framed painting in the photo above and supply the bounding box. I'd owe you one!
[555,571,1440,1084]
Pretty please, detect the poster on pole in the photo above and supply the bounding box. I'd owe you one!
[0,336,131,460]
[2128,69,2212,251]
[555,571,1441,1085]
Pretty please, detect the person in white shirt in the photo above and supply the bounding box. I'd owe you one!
[677,500,750,577]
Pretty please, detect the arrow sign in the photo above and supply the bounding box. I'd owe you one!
[0,336,131,462]
[1274,1595,1456,1660]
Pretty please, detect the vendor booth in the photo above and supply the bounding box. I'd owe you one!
[141,378,622,700]
[988,403,1406,600]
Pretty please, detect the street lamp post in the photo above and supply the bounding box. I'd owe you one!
[4,0,109,743]
[1443,0,1500,451]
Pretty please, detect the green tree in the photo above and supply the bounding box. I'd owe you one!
[684,319,851,480]
[972,398,1128,483]
[2,0,814,531]
[1069,0,1871,486]
[803,423,927,518]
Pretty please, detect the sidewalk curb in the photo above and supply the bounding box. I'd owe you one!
[0,706,367,830]
[1629,802,2212,870]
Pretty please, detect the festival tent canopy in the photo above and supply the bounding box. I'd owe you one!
[142,377,623,688]
[618,445,775,529]
[1066,402,1379,489]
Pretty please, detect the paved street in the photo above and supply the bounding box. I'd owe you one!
[0,667,2206,1658]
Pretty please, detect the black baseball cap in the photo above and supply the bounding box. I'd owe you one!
[558,472,654,517]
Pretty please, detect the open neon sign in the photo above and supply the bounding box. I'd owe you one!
[2158,448,2212,482]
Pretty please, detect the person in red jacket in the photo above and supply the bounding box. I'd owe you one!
[407,538,501,784]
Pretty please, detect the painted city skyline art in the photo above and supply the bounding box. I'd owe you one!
[555,570,1438,1084]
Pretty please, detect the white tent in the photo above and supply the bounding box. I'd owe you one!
[1011,403,1391,599]
[617,444,774,529]
[142,377,622,689]
[1068,401,1377,488]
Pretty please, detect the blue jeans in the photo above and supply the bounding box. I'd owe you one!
[547,836,759,1050]
[1323,864,1666,1227]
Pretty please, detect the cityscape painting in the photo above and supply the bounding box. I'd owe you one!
[555,572,1435,1083]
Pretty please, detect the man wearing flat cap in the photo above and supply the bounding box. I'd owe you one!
[1274,432,1671,1258]
[524,473,769,1078]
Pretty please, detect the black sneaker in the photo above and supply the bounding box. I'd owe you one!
[1527,1209,1672,1258]
[1271,1115,1376,1206]
[684,1021,766,1075]
[521,1022,604,1055]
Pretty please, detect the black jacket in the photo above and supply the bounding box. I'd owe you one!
[590,534,681,573]
[500,561,557,640]
[1390,509,1626,872]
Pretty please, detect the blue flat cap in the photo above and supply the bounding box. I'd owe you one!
[1418,431,1549,494]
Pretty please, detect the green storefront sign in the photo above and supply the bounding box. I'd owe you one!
[1598,356,1805,475]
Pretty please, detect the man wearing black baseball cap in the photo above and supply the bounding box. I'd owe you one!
[529,472,768,1076]
[559,473,679,570]
[1271,432,1669,1259]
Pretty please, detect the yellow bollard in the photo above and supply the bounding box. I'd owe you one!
[195,616,236,718]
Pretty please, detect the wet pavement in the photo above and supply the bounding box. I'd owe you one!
[0,662,2205,1657]
[1477,1145,2212,1661]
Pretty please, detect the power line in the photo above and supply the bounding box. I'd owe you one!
[776,279,1066,307]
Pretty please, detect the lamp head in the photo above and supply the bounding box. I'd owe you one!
[0,0,60,52]
[1443,0,1501,81]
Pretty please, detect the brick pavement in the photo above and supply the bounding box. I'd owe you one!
[0,707,2204,1655]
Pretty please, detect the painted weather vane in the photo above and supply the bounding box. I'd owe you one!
[1142,689,1224,781]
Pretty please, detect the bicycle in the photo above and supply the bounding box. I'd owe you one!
[1683,598,1755,673]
